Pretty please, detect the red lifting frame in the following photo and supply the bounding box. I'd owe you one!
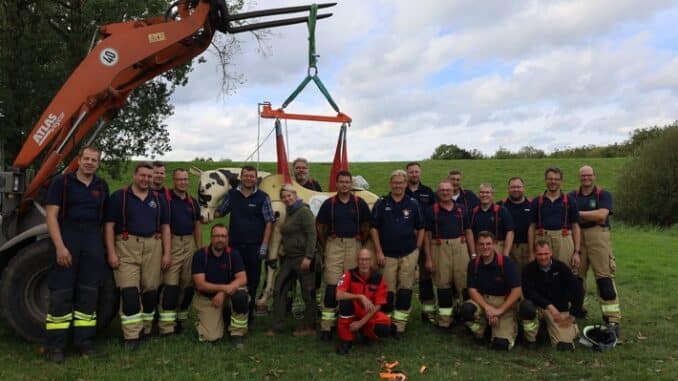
[260,103,352,124]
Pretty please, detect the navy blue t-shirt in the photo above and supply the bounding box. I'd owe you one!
[499,198,533,244]
[168,190,200,236]
[569,187,612,228]
[405,183,437,210]
[104,187,170,237]
[371,194,425,257]
[470,205,515,241]
[531,192,579,230]
[192,246,245,296]
[424,203,469,239]
[453,189,480,211]
[467,254,521,296]
[316,195,371,238]
[46,173,109,224]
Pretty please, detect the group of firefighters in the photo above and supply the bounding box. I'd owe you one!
[42,147,620,362]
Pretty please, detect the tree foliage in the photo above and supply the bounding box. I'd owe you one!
[0,0,247,176]
[430,144,484,160]
[615,125,678,226]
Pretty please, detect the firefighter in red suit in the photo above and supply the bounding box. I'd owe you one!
[336,248,392,355]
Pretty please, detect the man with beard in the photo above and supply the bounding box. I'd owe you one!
[498,177,534,270]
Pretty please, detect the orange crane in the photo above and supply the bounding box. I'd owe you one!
[0,0,336,343]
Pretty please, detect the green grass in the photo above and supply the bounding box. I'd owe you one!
[2,158,676,380]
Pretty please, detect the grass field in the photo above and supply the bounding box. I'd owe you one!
[2,158,677,380]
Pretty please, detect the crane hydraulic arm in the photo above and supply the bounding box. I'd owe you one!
[9,0,335,207]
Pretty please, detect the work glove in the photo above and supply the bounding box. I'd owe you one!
[258,243,268,261]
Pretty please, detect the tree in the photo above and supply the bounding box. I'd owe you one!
[0,0,248,175]
[616,125,678,226]
[430,144,474,160]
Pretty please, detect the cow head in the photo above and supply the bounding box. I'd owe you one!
[189,166,240,222]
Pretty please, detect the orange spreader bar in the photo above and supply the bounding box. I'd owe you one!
[260,103,351,123]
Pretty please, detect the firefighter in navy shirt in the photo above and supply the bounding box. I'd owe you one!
[157,168,202,335]
[44,146,109,363]
[530,167,581,273]
[461,231,522,351]
[423,180,474,328]
[405,162,438,323]
[447,169,480,211]
[104,162,171,350]
[570,165,620,331]
[192,224,249,346]
[468,183,515,257]
[316,170,371,339]
[498,177,535,270]
[370,169,425,336]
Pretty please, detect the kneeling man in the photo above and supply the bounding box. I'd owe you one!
[520,239,583,351]
[192,224,249,346]
[461,231,521,350]
[336,248,392,355]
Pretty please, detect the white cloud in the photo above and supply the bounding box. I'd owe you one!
[157,0,678,162]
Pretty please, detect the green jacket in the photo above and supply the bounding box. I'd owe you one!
[280,203,317,259]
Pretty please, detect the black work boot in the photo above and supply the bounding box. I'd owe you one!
[556,341,575,352]
[336,341,352,355]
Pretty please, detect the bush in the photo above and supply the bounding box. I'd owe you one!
[616,126,678,226]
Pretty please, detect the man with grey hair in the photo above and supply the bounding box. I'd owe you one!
[370,169,425,336]
[468,183,515,258]
[293,157,322,191]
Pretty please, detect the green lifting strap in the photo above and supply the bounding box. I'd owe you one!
[280,3,341,114]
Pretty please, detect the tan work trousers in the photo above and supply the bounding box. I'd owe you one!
[383,249,419,333]
[193,291,248,342]
[465,295,518,349]
[320,237,361,331]
[522,308,579,345]
[509,242,531,271]
[580,226,621,323]
[114,234,162,340]
[158,235,197,334]
[431,238,469,327]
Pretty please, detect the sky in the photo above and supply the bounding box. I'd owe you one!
[161,0,678,162]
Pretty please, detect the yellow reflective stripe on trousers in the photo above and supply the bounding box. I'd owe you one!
[177,311,189,321]
[392,310,409,322]
[121,313,143,325]
[230,316,248,329]
[321,311,336,321]
[74,311,96,321]
[159,312,177,322]
[46,313,73,323]
[73,310,97,327]
[601,304,620,313]
[422,304,436,313]
[73,319,97,327]
[522,320,539,332]
[142,312,155,322]
[438,307,453,317]
[467,322,482,334]
[46,321,71,330]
